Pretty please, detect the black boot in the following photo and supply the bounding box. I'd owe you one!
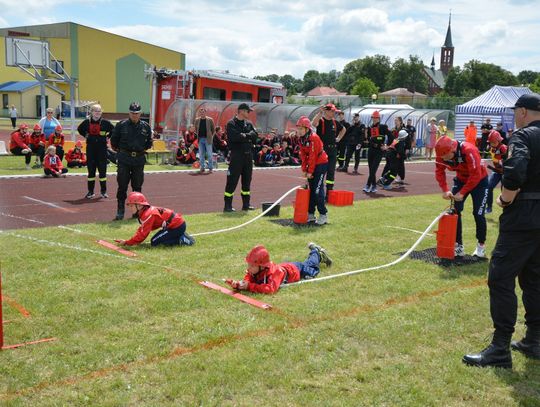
[115,200,125,221]
[100,180,108,198]
[223,195,235,212]
[86,180,96,199]
[241,194,255,211]
[511,328,540,359]
[463,331,512,368]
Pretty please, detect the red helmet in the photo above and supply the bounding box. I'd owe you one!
[296,116,312,129]
[75,140,83,148]
[33,124,42,131]
[245,245,271,267]
[435,136,458,157]
[55,124,62,132]
[126,191,149,206]
[371,111,380,119]
[19,123,29,130]
[323,103,336,111]
[488,130,503,144]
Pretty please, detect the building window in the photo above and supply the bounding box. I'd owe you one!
[258,88,270,103]
[203,87,226,100]
[2,94,8,109]
[232,91,253,101]
[52,60,64,74]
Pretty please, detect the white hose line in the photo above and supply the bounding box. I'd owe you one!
[191,185,302,237]
[283,210,446,287]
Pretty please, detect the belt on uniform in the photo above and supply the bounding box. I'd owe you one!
[516,192,540,201]
[120,149,145,157]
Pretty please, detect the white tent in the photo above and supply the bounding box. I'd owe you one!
[454,86,532,140]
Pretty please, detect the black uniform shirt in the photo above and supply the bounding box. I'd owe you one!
[316,118,343,147]
[77,118,115,145]
[110,119,152,152]
[345,123,366,145]
[500,120,540,231]
[226,117,258,154]
[368,123,391,149]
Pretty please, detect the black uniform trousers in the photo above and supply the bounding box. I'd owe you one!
[10,147,32,164]
[87,143,108,193]
[367,147,384,187]
[29,143,45,163]
[324,145,337,191]
[225,150,253,196]
[337,140,346,168]
[344,144,361,170]
[397,155,406,180]
[381,151,399,186]
[116,159,144,202]
[488,228,540,334]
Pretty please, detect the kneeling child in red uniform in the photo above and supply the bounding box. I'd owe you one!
[115,192,195,247]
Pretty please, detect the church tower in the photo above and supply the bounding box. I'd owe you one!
[440,12,454,75]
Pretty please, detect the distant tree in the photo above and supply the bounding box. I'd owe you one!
[335,55,391,93]
[385,55,427,94]
[350,77,379,97]
[517,70,540,86]
[254,74,280,82]
[444,60,518,96]
[531,76,540,93]
[303,70,322,93]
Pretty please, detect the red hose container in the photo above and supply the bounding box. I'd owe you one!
[436,212,458,259]
[293,188,310,224]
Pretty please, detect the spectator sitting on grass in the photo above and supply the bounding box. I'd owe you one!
[184,125,197,149]
[9,123,32,170]
[47,125,65,161]
[225,243,332,294]
[280,141,299,165]
[66,141,87,168]
[271,143,284,166]
[255,145,274,167]
[43,145,68,178]
[175,139,197,165]
[28,124,46,167]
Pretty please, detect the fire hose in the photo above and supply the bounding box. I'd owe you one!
[191,185,302,237]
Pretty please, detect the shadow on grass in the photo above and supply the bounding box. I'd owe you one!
[496,356,540,406]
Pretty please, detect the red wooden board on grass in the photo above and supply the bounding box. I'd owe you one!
[96,240,137,257]
[199,281,272,310]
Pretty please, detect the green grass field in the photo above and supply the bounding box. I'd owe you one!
[1,195,539,406]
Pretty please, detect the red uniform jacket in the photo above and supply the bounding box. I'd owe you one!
[125,205,185,246]
[44,154,64,173]
[65,148,87,165]
[28,132,45,147]
[48,133,65,147]
[243,262,301,294]
[300,132,328,176]
[9,131,29,150]
[435,141,487,196]
[489,143,508,174]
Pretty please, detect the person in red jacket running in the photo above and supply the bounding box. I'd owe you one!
[9,123,32,169]
[65,140,88,168]
[115,192,195,247]
[435,136,489,258]
[43,145,68,177]
[226,243,332,294]
[296,115,329,225]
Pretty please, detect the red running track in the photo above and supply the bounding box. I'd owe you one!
[0,162,448,230]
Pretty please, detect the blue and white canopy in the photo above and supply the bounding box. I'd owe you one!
[456,86,532,114]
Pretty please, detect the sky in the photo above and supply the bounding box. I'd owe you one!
[0,0,538,79]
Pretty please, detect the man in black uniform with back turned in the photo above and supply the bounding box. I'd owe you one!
[312,103,346,200]
[224,103,258,212]
[110,102,153,220]
[343,113,366,174]
[463,93,540,369]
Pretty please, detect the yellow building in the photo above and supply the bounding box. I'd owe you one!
[0,81,63,118]
[0,22,185,117]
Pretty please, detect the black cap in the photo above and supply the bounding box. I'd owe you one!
[129,102,142,113]
[512,93,540,112]
[238,103,253,112]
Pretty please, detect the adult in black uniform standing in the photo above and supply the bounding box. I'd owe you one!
[110,102,153,220]
[77,104,115,199]
[343,113,366,174]
[224,103,258,212]
[336,110,350,171]
[364,111,391,193]
[312,103,345,199]
[463,93,540,368]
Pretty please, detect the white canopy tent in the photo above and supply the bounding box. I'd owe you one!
[455,86,532,140]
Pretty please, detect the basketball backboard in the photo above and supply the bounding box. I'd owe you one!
[5,37,49,68]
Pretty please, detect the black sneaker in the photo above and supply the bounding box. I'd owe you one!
[114,212,124,221]
[101,192,108,198]
[223,207,236,213]
[242,206,255,211]
[85,192,95,199]
[308,242,332,266]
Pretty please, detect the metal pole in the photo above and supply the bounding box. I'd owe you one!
[39,73,47,119]
[69,79,76,141]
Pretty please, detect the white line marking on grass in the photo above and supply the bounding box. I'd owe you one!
[23,196,76,213]
[0,212,45,225]
[385,225,434,237]
[1,231,213,281]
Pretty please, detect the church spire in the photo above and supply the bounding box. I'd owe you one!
[431,52,436,70]
[444,12,453,47]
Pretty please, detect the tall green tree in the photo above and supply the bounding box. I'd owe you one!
[385,55,428,94]
[517,70,540,86]
[350,77,379,97]
[335,55,391,93]
[444,60,518,96]
[303,70,322,93]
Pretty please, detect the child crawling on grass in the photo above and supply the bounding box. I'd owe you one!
[115,191,195,247]
[226,243,332,294]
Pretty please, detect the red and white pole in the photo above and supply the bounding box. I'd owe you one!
[1,272,4,349]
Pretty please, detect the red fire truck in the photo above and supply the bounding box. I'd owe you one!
[146,67,286,131]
